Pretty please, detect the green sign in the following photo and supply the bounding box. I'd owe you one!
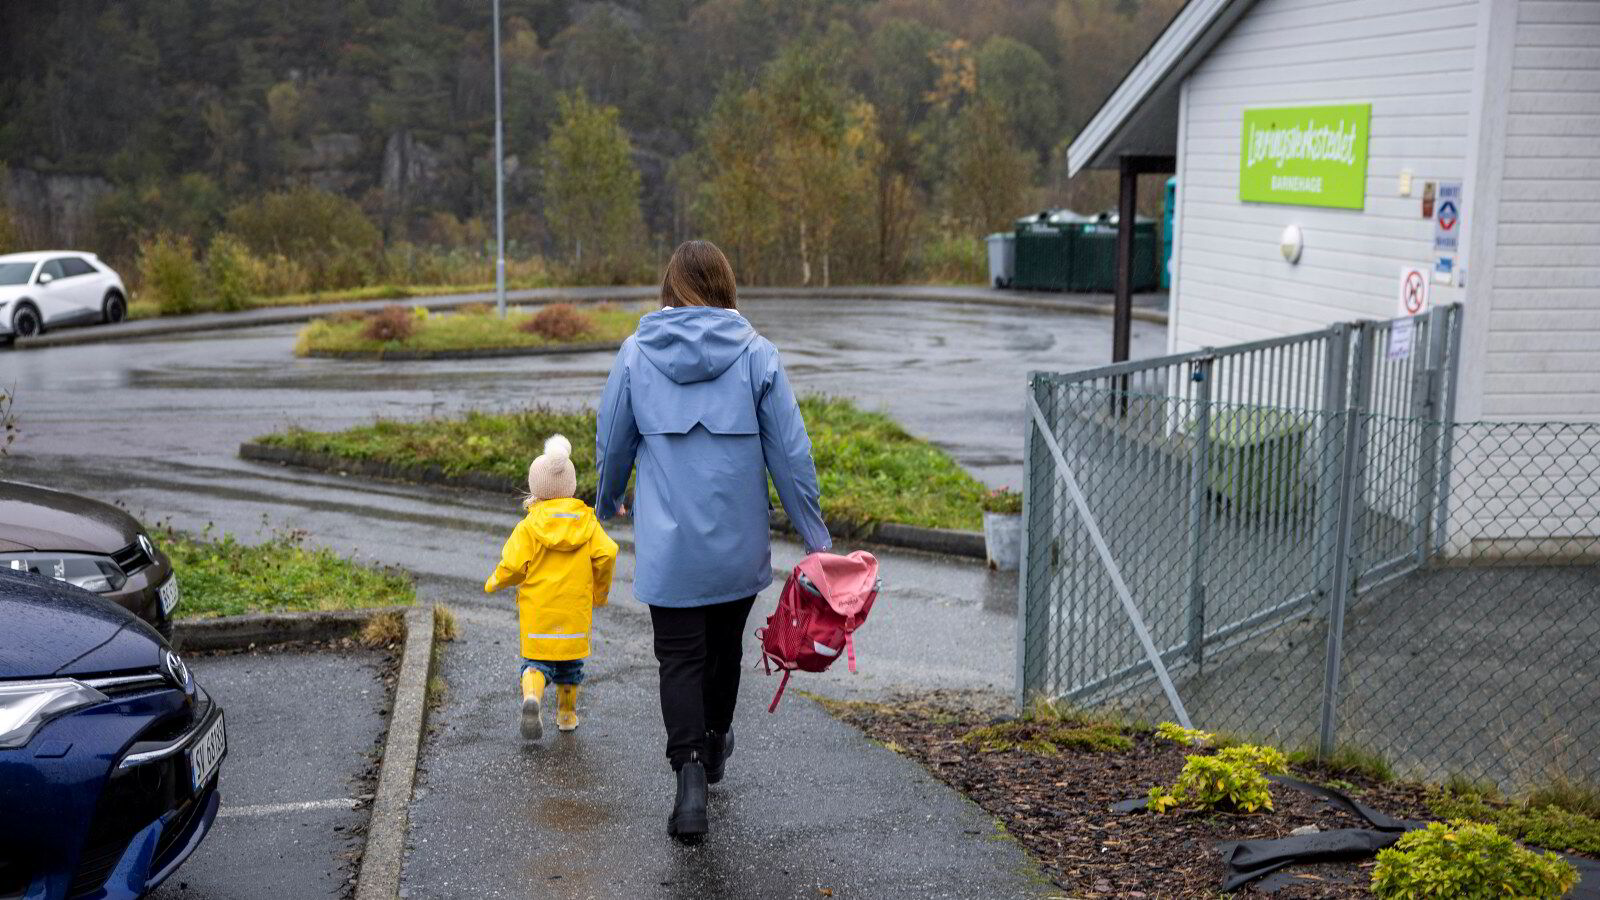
[1239,104,1370,209]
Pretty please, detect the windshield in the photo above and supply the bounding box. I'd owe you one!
[0,263,35,286]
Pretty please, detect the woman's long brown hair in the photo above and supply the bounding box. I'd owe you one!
[661,240,738,310]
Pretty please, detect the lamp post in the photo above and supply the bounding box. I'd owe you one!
[492,0,506,318]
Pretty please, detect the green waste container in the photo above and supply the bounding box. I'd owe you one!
[1011,209,1082,291]
[1067,212,1161,293]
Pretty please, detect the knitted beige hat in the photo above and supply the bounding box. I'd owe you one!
[524,434,578,507]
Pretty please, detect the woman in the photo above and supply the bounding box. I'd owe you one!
[594,240,831,840]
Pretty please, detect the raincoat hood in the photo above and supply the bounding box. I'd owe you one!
[523,498,598,551]
[634,307,757,384]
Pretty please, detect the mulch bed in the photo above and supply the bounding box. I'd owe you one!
[830,692,1439,898]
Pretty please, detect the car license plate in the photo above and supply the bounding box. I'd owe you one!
[188,713,226,794]
[159,575,180,615]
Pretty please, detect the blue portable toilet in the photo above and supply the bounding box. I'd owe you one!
[1162,177,1177,290]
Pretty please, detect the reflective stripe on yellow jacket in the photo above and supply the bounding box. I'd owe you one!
[484,498,618,660]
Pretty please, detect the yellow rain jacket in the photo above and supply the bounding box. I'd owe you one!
[484,498,619,661]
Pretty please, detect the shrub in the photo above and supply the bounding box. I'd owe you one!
[1155,722,1215,747]
[980,487,1023,515]
[521,303,593,341]
[1371,821,1577,899]
[205,233,262,311]
[1148,753,1274,814]
[137,232,202,315]
[361,305,419,343]
[1428,788,1600,856]
[225,187,381,291]
[457,302,495,316]
[1217,744,1288,775]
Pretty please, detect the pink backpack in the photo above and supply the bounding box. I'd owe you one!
[757,551,880,712]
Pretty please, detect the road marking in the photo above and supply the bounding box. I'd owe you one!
[219,798,359,818]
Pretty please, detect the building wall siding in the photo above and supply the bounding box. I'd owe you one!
[1170,0,1481,353]
[1481,0,1600,421]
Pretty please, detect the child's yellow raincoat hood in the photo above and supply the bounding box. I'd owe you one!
[484,498,618,660]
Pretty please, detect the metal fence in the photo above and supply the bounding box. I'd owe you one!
[1019,304,1600,787]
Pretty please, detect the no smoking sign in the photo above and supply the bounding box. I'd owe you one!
[1398,266,1429,317]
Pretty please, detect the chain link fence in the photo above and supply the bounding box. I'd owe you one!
[1019,305,1600,788]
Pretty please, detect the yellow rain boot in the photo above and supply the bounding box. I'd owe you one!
[556,685,580,732]
[520,668,546,740]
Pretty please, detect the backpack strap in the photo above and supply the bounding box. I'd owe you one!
[767,669,792,713]
[845,633,856,674]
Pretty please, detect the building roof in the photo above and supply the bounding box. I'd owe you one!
[1066,0,1258,176]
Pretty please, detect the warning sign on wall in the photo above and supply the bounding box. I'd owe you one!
[1398,266,1430,317]
[1433,181,1462,253]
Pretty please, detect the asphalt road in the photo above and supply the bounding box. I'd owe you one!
[0,295,1162,896]
[147,648,390,900]
[0,294,1163,489]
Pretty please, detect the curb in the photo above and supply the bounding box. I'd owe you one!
[15,285,1166,349]
[240,442,988,560]
[172,605,411,652]
[303,340,622,361]
[354,604,436,900]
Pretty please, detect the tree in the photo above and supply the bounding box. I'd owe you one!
[975,35,1059,163]
[947,99,1034,234]
[541,91,645,274]
[698,38,877,285]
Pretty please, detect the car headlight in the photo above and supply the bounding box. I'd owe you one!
[0,679,109,748]
[1,553,127,593]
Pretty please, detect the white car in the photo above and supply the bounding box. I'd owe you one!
[0,250,129,339]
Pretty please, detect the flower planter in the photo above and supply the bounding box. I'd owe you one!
[982,512,1022,571]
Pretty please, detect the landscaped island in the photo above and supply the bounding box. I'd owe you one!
[294,301,648,358]
[253,396,987,532]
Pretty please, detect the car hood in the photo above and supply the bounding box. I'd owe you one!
[0,480,141,553]
[0,570,163,678]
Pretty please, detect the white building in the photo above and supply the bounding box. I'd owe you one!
[1070,0,1599,424]
[1068,0,1600,556]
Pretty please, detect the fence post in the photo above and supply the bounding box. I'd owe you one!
[1016,376,1038,710]
[1432,305,1465,552]
[1185,354,1214,665]
[1319,321,1375,758]
[1314,325,1351,601]
[1412,307,1450,564]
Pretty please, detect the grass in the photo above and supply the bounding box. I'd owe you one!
[293,302,648,356]
[257,394,988,531]
[158,526,413,619]
[962,697,1136,756]
[1288,743,1396,783]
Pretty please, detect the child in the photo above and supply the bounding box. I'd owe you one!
[485,435,618,740]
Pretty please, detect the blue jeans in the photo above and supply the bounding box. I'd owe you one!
[521,657,585,686]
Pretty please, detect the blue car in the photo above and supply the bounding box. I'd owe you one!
[0,568,224,899]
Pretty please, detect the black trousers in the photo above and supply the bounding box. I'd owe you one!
[649,595,756,769]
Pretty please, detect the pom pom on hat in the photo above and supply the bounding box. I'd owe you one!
[525,433,578,505]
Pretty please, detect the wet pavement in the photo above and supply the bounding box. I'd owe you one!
[0,295,1163,488]
[148,649,389,899]
[0,295,1163,896]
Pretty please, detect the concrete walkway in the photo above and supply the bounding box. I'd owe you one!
[12,283,1167,349]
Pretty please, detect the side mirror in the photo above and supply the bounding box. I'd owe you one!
[37,273,53,285]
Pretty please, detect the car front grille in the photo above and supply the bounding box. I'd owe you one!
[110,540,153,576]
[67,692,205,897]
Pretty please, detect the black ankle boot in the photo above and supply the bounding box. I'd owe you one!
[705,730,735,785]
[668,753,709,839]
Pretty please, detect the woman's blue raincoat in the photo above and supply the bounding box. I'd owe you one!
[594,306,831,607]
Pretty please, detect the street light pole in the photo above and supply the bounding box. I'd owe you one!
[492,0,506,318]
